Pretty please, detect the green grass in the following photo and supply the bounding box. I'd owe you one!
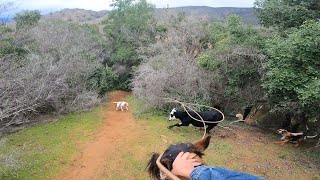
[124,96,240,173]
[1,95,319,180]
[126,95,205,141]
[0,107,104,180]
[278,152,289,159]
[124,96,320,180]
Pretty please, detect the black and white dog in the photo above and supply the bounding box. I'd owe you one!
[168,108,223,133]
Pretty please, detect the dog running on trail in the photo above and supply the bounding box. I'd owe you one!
[112,101,129,111]
[274,129,317,146]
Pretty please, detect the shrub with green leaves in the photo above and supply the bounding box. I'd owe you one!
[14,10,41,30]
[254,0,320,30]
[88,66,119,95]
[197,15,269,112]
[103,0,155,89]
[264,21,320,116]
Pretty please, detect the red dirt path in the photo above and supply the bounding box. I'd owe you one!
[60,91,135,180]
[57,90,320,180]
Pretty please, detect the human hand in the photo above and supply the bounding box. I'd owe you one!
[171,152,202,178]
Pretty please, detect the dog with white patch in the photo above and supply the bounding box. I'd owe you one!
[274,129,317,146]
[112,101,129,111]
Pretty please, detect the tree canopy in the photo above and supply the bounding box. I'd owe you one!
[102,0,155,89]
[254,0,320,30]
[104,0,155,65]
[14,10,41,30]
[264,20,320,116]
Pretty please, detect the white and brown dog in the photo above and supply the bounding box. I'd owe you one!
[274,129,317,146]
[112,101,129,111]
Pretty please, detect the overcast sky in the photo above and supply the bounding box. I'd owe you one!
[13,0,255,12]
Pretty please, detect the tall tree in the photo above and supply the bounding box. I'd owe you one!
[264,21,320,117]
[103,0,155,89]
[104,0,155,63]
[254,0,320,30]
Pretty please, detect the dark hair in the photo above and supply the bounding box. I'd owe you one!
[146,136,211,180]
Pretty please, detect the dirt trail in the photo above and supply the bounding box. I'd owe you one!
[60,91,135,180]
[58,90,320,180]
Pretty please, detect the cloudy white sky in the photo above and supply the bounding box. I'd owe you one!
[14,0,255,12]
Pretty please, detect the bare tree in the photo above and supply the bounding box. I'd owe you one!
[0,0,14,15]
[0,0,15,24]
[132,15,213,109]
[0,20,104,132]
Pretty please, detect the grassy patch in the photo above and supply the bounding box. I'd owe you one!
[127,95,205,140]
[126,96,165,118]
[124,96,320,179]
[3,95,318,180]
[306,148,320,160]
[0,107,104,180]
[212,141,233,154]
[278,152,289,159]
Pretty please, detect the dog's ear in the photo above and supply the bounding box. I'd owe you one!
[193,136,211,152]
[160,157,173,171]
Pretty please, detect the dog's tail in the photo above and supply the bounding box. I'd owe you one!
[112,102,118,104]
[305,134,318,139]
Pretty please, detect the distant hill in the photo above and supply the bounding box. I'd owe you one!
[0,12,14,23]
[42,8,109,24]
[0,17,13,23]
[155,6,259,24]
[1,6,258,25]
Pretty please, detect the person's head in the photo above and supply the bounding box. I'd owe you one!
[147,136,211,180]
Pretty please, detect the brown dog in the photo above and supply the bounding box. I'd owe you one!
[274,129,317,146]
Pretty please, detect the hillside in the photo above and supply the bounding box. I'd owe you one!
[40,6,258,25]
[155,6,259,24]
[42,8,109,24]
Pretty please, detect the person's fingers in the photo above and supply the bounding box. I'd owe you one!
[192,162,202,166]
[186,159,197,162]
[186,158,201,165]
[176,151,184,159]
[181,152,190,160]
